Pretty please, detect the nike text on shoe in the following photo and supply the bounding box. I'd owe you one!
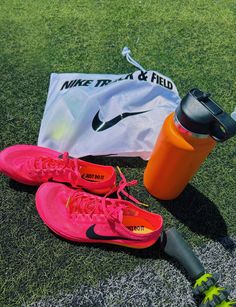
[0,145,116,194]
[36,182,163,249]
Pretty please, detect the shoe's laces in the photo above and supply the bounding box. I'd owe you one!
[65,166,148,222]
[30,152,81,186]
[105,166,149,207]
[66,189,127,222]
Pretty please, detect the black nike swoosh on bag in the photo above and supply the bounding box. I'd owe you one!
[86,224,140,241]
[92,109,150,132]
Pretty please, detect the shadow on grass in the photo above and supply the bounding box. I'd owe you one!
[9,179,38,194]
[158,184,235,251]
[82,155,146,168]
[51,229,163,260]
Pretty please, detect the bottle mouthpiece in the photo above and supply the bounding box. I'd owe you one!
[175,89,236,142]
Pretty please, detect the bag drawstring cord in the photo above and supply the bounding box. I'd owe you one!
[122,46,146,72]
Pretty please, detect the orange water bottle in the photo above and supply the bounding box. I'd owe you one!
[144,88,236,200]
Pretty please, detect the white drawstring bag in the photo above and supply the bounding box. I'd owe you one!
[38,47,180,160]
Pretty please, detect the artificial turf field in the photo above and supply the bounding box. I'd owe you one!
[0,0,235,306]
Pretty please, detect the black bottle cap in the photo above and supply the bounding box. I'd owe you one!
[175,88,236,142]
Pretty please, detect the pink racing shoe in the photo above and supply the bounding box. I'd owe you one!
[0,145,116,194]
[36,182,163,249]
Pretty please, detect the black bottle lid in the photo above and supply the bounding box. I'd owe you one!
[175,88,236,142]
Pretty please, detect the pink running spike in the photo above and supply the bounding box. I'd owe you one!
[36,182,163,249]
[0,145,116,194]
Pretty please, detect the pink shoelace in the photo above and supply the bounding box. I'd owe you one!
[66,190,127,222]
[104,167,148,207]
[29,152,81,186]
[66,167,147,222]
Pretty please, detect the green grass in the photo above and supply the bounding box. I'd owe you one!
[0,0,235,306]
